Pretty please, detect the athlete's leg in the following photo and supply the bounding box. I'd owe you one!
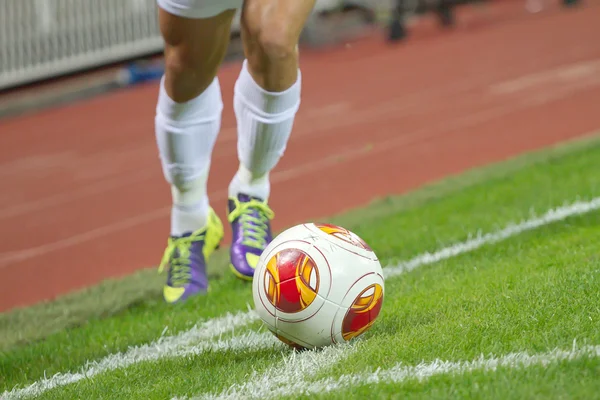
[157,6,235,235]
[155,1,239,303]
[227,0,316,280]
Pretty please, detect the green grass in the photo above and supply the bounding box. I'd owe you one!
[299,210,600,400]
[2,132,600,399]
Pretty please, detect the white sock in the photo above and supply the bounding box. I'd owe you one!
[228,164,270,201]
[229,59,301,201]
[155,76,223,236]
[169,177,210,237]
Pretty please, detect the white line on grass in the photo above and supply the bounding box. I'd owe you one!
[2,311,260,400]
[200,342,600,399]
[383,197,600,278]
[5,197,600,399]
[180,342,358,400]
[186,197,600,400]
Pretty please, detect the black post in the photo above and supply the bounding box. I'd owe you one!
[388,0,408,42]
[434,0,455,27]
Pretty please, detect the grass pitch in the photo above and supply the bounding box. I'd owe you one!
[2,132,600,399]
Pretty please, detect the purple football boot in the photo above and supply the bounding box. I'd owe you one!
[159,207,224,303]
[227,193,274,280]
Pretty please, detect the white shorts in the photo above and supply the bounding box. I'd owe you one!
[157,0,243,19]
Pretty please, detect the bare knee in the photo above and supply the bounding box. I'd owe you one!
[159,8,235,101]
[163,47,219,99]
[256,25,298,65]
[241,0,315,90]
[243,22,300,90]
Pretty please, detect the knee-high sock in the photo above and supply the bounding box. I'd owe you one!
[155,76,223,236]
[228,59,301,201]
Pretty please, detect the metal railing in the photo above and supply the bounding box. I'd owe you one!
[0,0,385,91]
[1,0,161,90]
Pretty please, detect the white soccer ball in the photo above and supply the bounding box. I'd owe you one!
[252,222,385,349]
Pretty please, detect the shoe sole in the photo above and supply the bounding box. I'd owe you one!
[229,263,254,281]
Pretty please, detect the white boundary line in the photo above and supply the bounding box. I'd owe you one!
[197,342,600,400]
[187,197,600,400]
[1,311,259,400]
[184,342,359,400]
[4,197,600,399]
[383,197,600,278]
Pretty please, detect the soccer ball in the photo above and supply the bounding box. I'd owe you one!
[252,222,385,349]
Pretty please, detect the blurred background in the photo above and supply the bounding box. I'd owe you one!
[0,0,595,313]
[2,0,581,95]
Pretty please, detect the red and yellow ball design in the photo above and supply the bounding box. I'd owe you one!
[315,223,372,251]
[341,283,384,341]
[264,248,320,314]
